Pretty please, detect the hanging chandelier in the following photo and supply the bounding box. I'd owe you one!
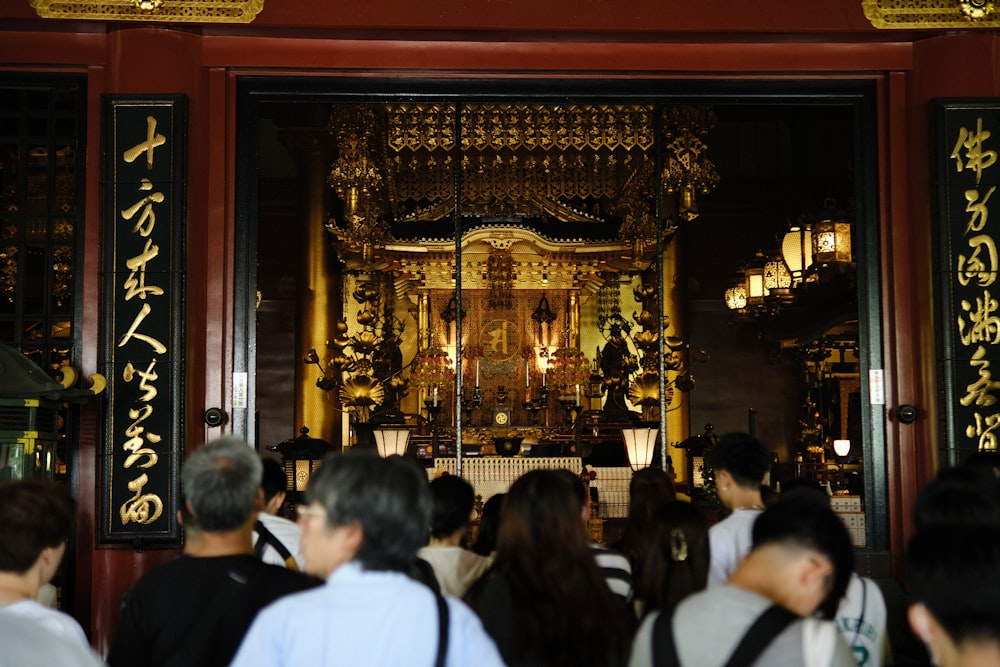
[724,200,855,320]
[661,106,721,223]
[327,105,393,264]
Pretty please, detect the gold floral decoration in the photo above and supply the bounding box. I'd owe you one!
[410,347,455,388]
[339,375,385,424]
[546,348,592,391]
[306,276,408,421]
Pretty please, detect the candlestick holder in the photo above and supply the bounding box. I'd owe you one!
[424,400,443,455]
[524,400,543,426]
[561,397,581,426]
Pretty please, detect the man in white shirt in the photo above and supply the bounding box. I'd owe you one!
[253,458,304,570]
[705,433,771,586]
[0,479,90,648]
[231,453,506,667]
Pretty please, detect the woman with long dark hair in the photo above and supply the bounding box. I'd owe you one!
[612,467,676,576]
[465,469,630,667]
[631,501,710,620]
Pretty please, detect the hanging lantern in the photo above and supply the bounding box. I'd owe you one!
[745,251,768,307]
[374,428,411,458]
[811,200,853,265]
[763,249,792,292]
[764,248,795,305]
[622,427,658,471]
[724,269,748,311]
[781,223,813,286]
[812,216,853,265]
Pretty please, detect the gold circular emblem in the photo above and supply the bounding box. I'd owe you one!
[480,319,521,363]
[495,411,509,425]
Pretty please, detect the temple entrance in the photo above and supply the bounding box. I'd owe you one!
[237,78,884,550]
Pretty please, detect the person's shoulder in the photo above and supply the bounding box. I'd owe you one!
[0,610,105,667]
[456,547,492,567]
[253,561,322,591]
[255,577,327,617]
[258,512,300,533]
[443,596,508,665]
[4,599,85,636]
[130,553,229,588]
[591,542,628,560]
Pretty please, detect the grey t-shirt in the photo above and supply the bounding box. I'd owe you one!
[628,585,858,667]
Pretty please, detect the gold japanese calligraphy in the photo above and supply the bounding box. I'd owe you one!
[116,114,169,525]
[951,114,1000,451]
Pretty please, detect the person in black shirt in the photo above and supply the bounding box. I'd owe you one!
[108,437,319,667]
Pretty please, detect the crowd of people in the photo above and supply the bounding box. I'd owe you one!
[0,432,997,667]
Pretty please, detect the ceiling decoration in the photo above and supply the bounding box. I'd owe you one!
[29,0,264,22]
[383,103,655,225]
[326,102,718,268]
[863,0,1000,28]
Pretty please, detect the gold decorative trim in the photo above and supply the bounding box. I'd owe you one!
[30,0,265,23]
[863,0,1000,28]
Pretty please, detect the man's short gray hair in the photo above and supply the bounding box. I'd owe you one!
[306,452,431,571]
[181,436,262,532]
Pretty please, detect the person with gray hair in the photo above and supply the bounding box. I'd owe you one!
[231,452,507,667]
[108,437,319,667]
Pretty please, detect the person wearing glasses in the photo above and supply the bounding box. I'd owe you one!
[231,452,506,667]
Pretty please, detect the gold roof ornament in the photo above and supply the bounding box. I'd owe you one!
[30,0,265,23]
[863,0,1000,28]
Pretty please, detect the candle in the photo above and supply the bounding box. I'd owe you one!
[433,386,438,407]
[476,361,480,387]
[542,372,546,387]
[526,361,530,388]
[575,384,581,405]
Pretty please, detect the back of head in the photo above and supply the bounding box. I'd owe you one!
[552,468,588,512]
[472,493,505,556]
[636,501,710,616]
[907,524,1000,646]
[429,474,476,539]
[496,469,589,563]
[181,436,262,532]
[779,477,830,506]
[0,480,75,573]
[628,466,676,519]
[260,457,287,503]
[306,452,431,571]
[913,467,1000,531]
[485,468,629,666]
[961,450,1000,481]
[706,432,771,488]
[752,493,854,619]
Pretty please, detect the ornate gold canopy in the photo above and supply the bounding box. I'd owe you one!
[326,102,718,268]
[863,0,1000,28]
[30,0,264,22]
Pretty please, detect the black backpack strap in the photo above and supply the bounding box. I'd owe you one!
[651,609,681,667]
[434,591,449,667]
[722,605,799,667]
[253,519,299,571]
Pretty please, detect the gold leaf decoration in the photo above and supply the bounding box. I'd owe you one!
[30,0,265,23]
[863,0,1000,28]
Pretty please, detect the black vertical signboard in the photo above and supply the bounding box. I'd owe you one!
[101,96,186,545]
[935,100,1000,465]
